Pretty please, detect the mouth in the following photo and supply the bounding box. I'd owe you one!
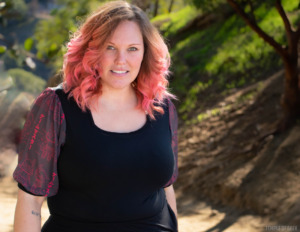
[111,70,129,74]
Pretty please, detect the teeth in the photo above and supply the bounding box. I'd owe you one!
[112,70,127,74]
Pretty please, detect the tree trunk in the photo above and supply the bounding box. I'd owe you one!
[131,0,151,11]
[280,56,300,130]
[153,0,159,18]
[168,0,174,13]
[279,32,300,130]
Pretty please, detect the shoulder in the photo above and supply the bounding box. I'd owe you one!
[166,97,178,135]
[154,97,176,110]
[30,85,66,115]
[166,97,178,119]
[35,84,64,102]
[34,88,57,106]
[166,98,176,110]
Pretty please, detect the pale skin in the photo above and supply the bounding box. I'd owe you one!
[14,20,177,231]
[14,189,44,232]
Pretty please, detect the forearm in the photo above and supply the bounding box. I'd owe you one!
[164,185,177,217]
[14,189,44,232]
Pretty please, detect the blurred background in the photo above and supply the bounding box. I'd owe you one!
[1,0,300,231]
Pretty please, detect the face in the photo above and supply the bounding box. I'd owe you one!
[99,20,144,92]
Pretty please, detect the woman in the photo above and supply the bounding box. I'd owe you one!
[13,1,179,231]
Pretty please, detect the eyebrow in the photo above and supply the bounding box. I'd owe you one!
[107,42,142,46]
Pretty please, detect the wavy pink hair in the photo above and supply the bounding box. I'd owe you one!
[63,1,175,119]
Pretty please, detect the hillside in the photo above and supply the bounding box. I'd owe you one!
[175,69,300,227]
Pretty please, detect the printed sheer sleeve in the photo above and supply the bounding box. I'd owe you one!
[163,98,179,188]
[13,88,66,197]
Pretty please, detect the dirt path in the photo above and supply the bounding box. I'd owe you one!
[0,176,271,232]
[176,195,272,232]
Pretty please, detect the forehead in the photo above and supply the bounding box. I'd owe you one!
[108,20,143,45]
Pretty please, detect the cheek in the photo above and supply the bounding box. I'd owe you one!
[101,51,116,61]
[101,55,111,65]
[132,54,144,67]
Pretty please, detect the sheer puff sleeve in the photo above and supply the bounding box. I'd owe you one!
[163,98,179,188]
[13,88,66,197]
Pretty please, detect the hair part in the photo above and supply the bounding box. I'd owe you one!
[63,0,175,119]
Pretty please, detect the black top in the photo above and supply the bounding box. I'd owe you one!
[14,86,178,232]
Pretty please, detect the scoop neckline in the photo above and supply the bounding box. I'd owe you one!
[86,109,150,137]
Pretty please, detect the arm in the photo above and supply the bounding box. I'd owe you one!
[164,184,177,218]
[165,99,178,218]
[13,88,65,231]
[14,188,45,232]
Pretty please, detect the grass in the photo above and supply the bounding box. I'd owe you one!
[151,5,200,37]
[185,83,262,125]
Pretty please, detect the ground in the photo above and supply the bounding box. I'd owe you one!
[0,69,299,231]
[174,69,300,229]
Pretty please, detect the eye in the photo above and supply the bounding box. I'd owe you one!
[107,45,115,50]
[128,47,138,51]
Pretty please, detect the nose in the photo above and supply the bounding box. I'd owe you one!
[115,50,126,65]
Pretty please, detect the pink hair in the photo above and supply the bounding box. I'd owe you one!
[63,1,175,119]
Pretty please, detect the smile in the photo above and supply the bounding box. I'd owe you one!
[111,70,129,74]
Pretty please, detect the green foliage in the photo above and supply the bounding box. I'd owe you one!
[11,0,27,15]
[33,0,189,71]
[0,45,6,54]
[7,68,46,94]
[155,0,188,15]
[151,5,199,37]
[34,0,188,71]
[34,0,98,70]
[191,0,226,11]
[3,44,25,67]
[129,0,188,18]
[0,0,31,69]
[24,38,34,51]
[156,0,171,15]
[166,0,300,118]
[179,79,213,114]
[0,0,27,26]
[236,90,256,103]
[197,107,222,122]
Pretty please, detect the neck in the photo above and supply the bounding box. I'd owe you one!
[93,86,138,111]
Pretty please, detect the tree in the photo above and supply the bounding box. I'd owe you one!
[153,0,159,17]
[190,0,226,12]
[0,0,28,26]
[0,0,30,65]
[168,0,175,13]
[225,0,300,130]
[130,0,152,12]
[34,0,97,69]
